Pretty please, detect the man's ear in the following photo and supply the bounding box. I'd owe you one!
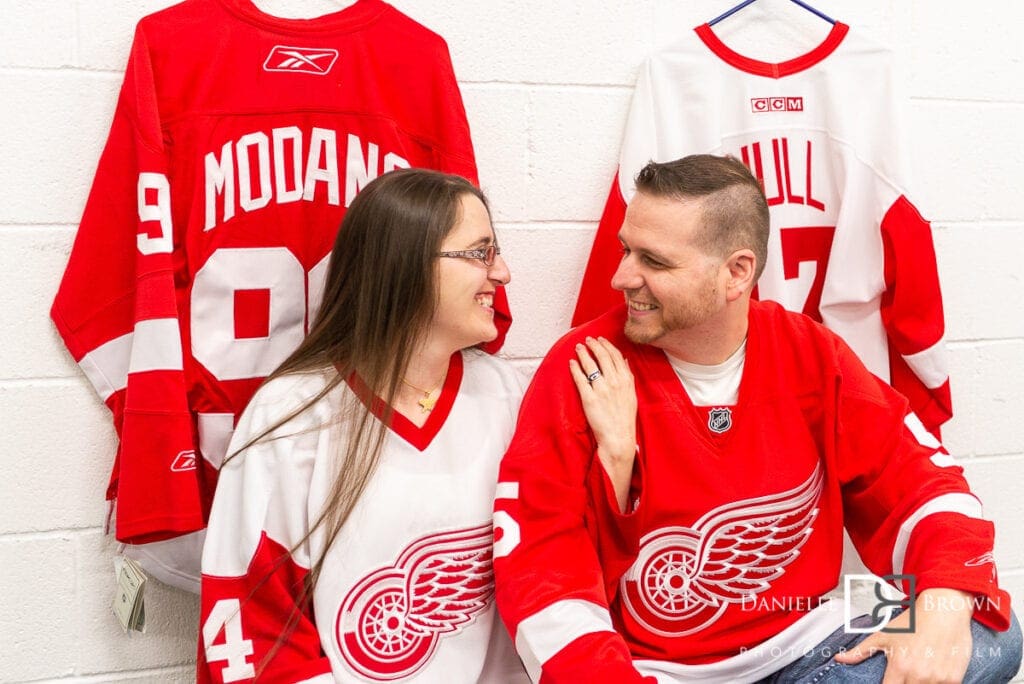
[724,248,757,302]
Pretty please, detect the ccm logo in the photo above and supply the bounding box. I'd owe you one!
[751,97,804,113]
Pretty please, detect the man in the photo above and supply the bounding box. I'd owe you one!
[493,155,1021,683]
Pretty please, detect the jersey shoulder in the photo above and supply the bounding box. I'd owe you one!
[750,300,896,403]
[750,299,846,366]
[461,349,528,404]
[552,305,630,361]
[135,0,223,39]
[376,1,451,49]
[523,306,632,403]
[752,299,837,340]
[243,368,340,435]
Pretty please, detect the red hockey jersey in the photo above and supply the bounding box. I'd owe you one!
[51,0,510,559]
[573,22,950,434]
[494,301,1009,683]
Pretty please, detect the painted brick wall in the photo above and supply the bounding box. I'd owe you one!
[1,0,1020,680]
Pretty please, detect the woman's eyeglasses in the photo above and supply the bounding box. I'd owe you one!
[438,244,501,267]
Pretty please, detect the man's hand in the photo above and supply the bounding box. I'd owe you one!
[569,336,637,513]
[835,587,975,683]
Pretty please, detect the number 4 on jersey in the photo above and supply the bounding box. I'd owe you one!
[203,599,255,682]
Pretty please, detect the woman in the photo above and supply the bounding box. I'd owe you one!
[197,168,528,683]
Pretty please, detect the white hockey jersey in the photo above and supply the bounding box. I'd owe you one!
[199,349,528,683]
[573,22,950,434]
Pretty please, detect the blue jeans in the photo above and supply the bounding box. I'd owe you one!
[758,611,1022,683]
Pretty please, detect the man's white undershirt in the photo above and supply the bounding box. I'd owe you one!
[666,340,747,406]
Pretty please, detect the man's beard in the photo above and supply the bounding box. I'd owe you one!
[623,314,664,345]
[622,282,719,345]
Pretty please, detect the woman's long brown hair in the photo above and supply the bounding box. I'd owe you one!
[221,168,489,675]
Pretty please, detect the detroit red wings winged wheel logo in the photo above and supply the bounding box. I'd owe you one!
[336,524,494,680]
[621,463,823,636]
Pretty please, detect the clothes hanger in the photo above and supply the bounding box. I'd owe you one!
[708,0,836,27]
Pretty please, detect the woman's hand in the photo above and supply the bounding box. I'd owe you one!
[569,336,638,513]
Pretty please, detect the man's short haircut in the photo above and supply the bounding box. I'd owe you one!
[634,154,770,281]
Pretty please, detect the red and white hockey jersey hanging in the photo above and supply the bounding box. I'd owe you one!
[51,0,509,587]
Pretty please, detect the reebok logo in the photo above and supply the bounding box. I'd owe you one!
[263,46,339,75]
[751,97,804,113]
[965,552,995,568]
[170,450,197,472]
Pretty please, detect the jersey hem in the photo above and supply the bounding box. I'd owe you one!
[632,600,846,682]
[116,515,206,543]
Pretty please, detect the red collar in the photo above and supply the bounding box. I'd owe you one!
[694,21,849,78]
[343,352,464,451]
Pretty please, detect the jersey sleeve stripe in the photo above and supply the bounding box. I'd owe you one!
[513,598,616,682]
[930,453,959,468]
[79,331,133,400]
[901,337,948,390]
[495,482,519,500]
[904,413,942,449]
[198,413,236,470]
[130,317,185,373]
[892,493,984,575]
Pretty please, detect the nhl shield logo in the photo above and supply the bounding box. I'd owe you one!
[708,407,732,434]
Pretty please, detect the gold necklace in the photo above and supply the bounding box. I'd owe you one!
[401,376,442,413]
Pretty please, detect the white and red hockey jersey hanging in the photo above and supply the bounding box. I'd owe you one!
[573,21,950,434]
[51,0,509,570]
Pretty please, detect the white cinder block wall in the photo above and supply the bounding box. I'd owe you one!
[2,0,1021,681]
